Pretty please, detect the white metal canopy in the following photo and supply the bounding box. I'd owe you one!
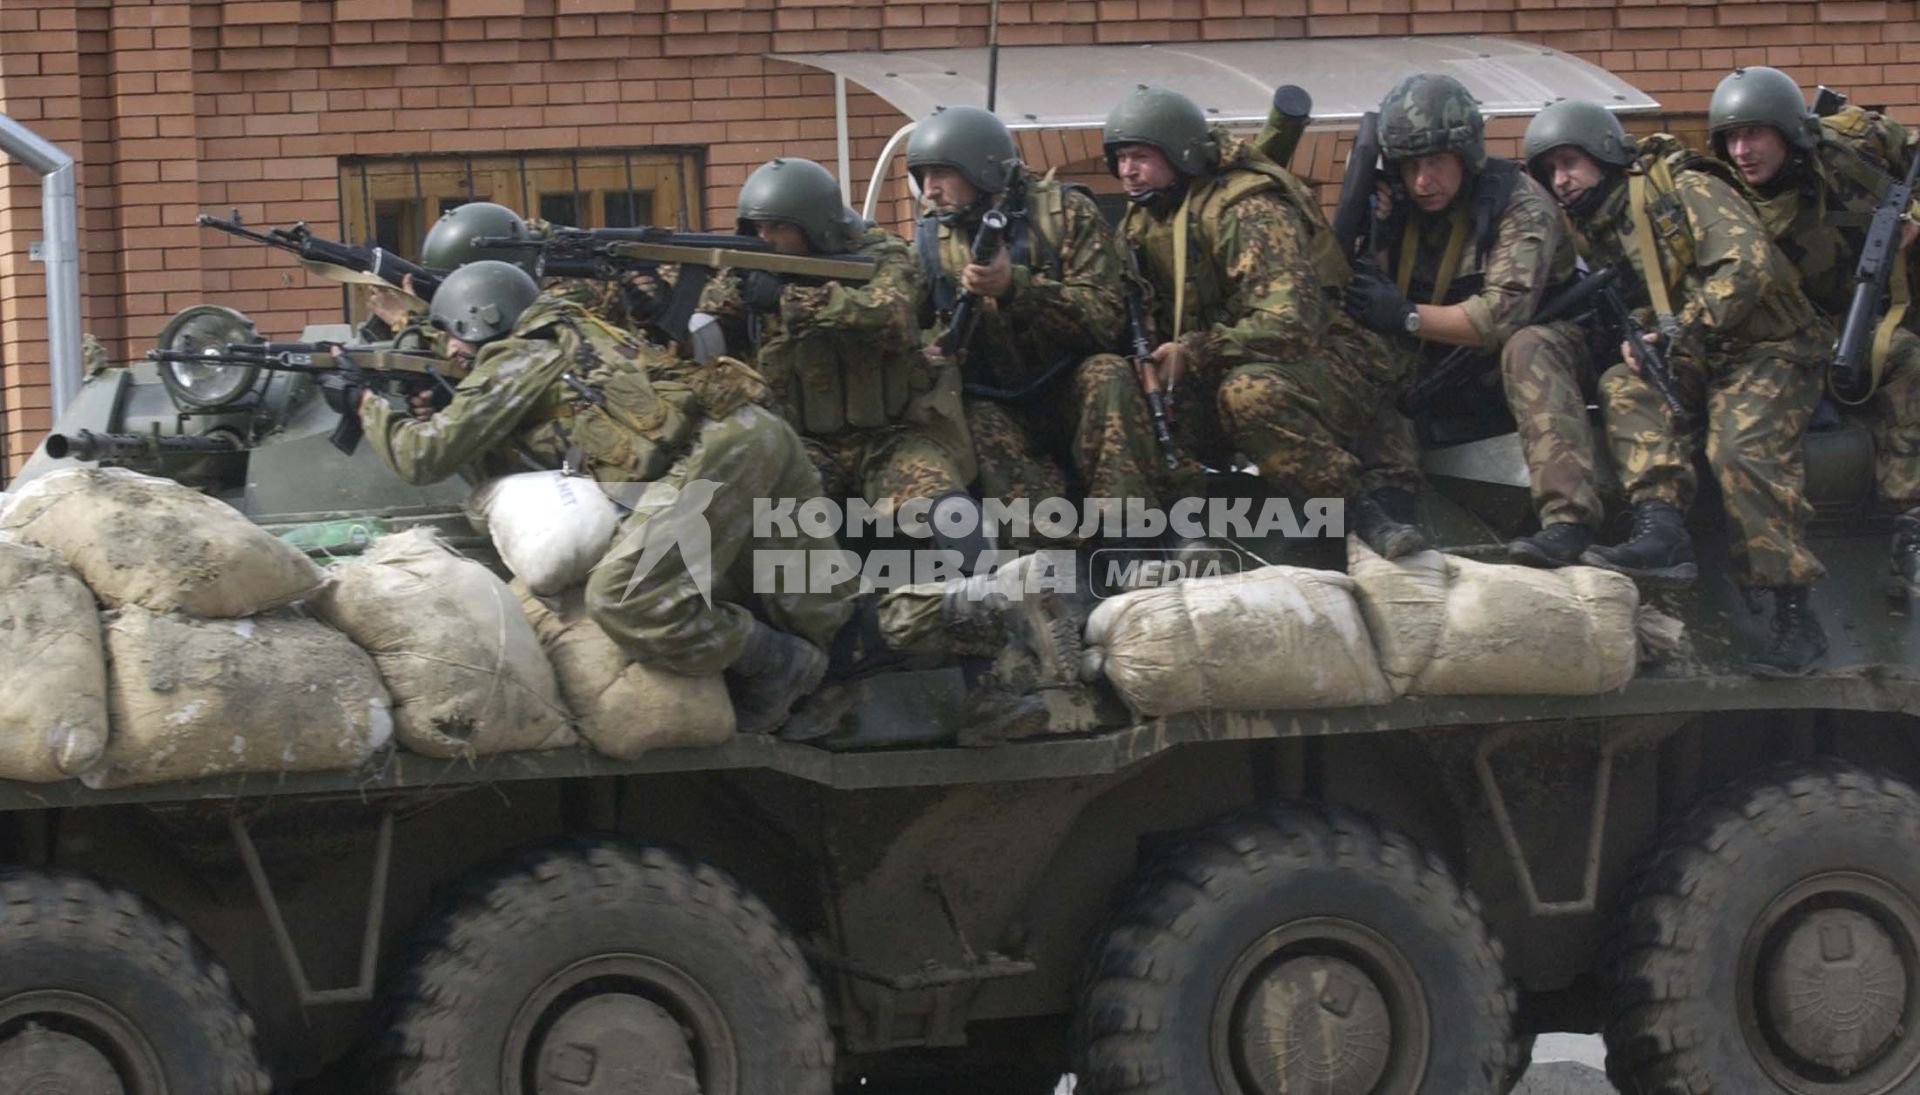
[771,37,1660,215]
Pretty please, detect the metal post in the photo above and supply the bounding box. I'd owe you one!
[835,74,852,205]
[0,113,82,420]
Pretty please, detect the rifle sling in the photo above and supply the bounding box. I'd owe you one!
[1171,183,1195,342]
[1627,172,1680,326]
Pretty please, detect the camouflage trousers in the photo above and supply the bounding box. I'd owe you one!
[1863,326,1920,509]
[585,405,857,675]
[1502,319,1604,528]
[1600,335,1826,588]
[805,422,970,513]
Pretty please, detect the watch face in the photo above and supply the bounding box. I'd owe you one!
[1404,309,1421,333]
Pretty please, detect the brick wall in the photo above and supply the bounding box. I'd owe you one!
[2,0,1918,478]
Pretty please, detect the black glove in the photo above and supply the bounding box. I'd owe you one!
[1343,265,1417,336]
[741,270,787,313]
[318,371,364,416]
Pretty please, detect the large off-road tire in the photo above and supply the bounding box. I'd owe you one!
[1605,759,1920,1094]
[0,868,270,1095]
[1074,804,1521,1095]
[374,837,833,1095]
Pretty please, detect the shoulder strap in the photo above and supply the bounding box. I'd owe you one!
[1470,158,1524,265]
[1627,170,1679,323]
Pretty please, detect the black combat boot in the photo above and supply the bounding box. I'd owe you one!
[1747,586,1828,678]
[1351,488,1426,560]
[1578,499,1697,585]
[1890,509,1920,598]
[725,619,829,735]
[1507,522,1596,568]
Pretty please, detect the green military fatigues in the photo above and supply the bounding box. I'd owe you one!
[700,226,972,514]
[359,295,857,675]
[1742,106,1920,510]
[1386,170,1599,526]
[922,169,1178,522]
[1119,135,1406,499]
[1572,139,1829,588]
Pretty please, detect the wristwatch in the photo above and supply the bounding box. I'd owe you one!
[1403,307,1422,335]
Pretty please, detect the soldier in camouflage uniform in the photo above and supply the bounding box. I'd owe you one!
[906,105,1180,541]
[698,158,979,546]
[1344,74,1598,567]
[359,261,1081,739]
[1103,86,1424,558]
[1708,65,1920,597]
[1525,100,1831,676]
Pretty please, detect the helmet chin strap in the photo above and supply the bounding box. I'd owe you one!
[1566,167,1621,219]
[1127,175,1189,210]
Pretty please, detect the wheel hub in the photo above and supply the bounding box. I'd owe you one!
[0,1023,125,1095]
[1235,955,1393,1095]
[536,993,700,1095]
[1764,907,1909,1076]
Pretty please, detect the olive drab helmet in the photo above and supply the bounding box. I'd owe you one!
[1103,85,1219,177]
[734,158,867,254]
[428,260,540,345]
[1709,66,1819,155]
[1523,98,1637,172]
[1377,73,1487,171]
[420,201,537,274]
[906,105,1021,194]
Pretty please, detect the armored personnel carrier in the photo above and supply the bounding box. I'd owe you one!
[2,303,1917,1095]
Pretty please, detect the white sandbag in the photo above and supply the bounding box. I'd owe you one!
[1347,537,1638,696]
[512,580,734,758]
[0,539,109,781]
[0,468,324,617]
[315,528,575,758]
[89,607,392,789]
[1087,565,1393,716]
[467,472,619,596]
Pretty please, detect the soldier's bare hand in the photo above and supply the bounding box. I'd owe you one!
[961,246,1014,299]
[1372,179,1394,222]
[1620,332,1660,375]
[407,391,436,421]
[1149,340,1191,393]
[1901,218,1920,251]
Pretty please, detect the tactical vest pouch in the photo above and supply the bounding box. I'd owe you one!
[570,367,698,483]
[790,341,849,435]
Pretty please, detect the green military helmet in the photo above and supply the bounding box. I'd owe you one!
[734,157,866,254]
[1523,98,1636,171]
[906,105,1020,194]
[420,201,536,274]
[1103,85,1219,177]
[1709,66,1818,154]
[428,259,540,345]
[1378,72,1487,171]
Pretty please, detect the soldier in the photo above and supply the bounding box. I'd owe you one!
[1523,100,1831,676]
[420,201,655,335]
[1707,66,1920,597]
[906,104,1178,535]
[356,261,1080,738]
[698,157,985,559]
[1102,85,1425,558]
[1343,74,1598,567]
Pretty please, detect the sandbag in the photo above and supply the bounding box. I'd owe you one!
[0,539,109,781]
[1347,538,1638,696]
[315,528,575,758]
[0,468,324,617]
[512,579,735,758]
[90,607,392,789]
[1085,565,1393,716]
[467,472,619,596]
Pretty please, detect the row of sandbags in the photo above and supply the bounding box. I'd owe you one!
[0,468,734,788]
[1086,538,1642,717]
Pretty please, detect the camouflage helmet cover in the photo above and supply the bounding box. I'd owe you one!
[428,259,540,345]
[1523,98,1636,171]
[734,157,867,253]
[1103,85,1220,177]
[1708,66,1819,153]
[1378,73,1487,171]
[420,201,536,275]
[907,105,1021,194]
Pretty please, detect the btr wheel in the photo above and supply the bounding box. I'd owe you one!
[373,837,833,1095]
[1606,760,1920,1095]
[0,869,270,1095]
[1074,804,1521,1094]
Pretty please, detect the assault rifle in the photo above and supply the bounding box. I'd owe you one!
[147,341,456,455]
[1401,267,1621,413]
[1831,131,1920,400]
[1599,275,1690,423]
[198,211,441,301]
[1123,245,1179,470]
[942,208,1009,360]
[474,226,876,350]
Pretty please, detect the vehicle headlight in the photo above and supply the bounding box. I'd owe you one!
[153,304,260,410]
